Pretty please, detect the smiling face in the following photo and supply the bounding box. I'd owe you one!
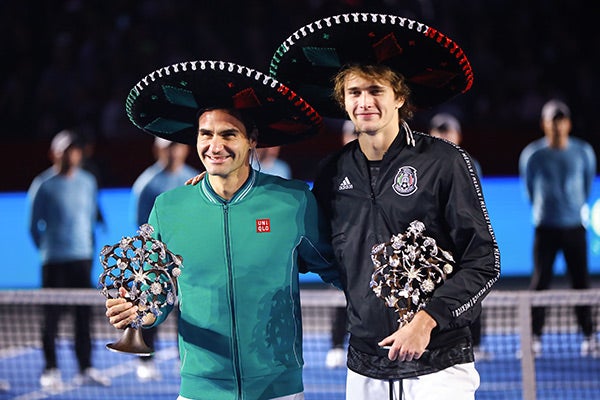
[196,109,256,180]
[343,73,404,136]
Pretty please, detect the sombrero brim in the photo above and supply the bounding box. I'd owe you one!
[269,13,474,119]
[126,60,323,147]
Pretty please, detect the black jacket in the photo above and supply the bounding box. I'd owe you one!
[313,127,500,379]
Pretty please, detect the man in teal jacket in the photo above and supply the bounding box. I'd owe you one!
[105,61,340,400]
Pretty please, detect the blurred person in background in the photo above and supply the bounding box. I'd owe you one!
[251,145,292,179]
[130,136,199,380]
[429,113,482,178]
[519,99,598,357]
[27,129,110,390]
[341,119,357,146]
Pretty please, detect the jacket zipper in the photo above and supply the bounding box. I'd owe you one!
[223,203,243,398]
[370,180,395,242]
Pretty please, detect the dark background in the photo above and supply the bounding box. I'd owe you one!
[2,0,598,191]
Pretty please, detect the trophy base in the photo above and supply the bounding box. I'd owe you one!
[106,327,154,356]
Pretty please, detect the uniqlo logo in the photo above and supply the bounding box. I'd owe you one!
[256,219,271,233]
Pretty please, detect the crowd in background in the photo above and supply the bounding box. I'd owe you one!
[1,0,598,188]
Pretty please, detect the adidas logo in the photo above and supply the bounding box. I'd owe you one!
[338,176,353,191]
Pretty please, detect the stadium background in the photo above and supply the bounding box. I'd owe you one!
[1,0,599,284]
[1,2,600,400]
[1,0,599,187]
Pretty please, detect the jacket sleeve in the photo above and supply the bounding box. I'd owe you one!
[297,188,342,290]
[423,151,501,331]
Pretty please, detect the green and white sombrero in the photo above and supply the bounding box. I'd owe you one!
[126,60,323,147]
[269,13,474,119]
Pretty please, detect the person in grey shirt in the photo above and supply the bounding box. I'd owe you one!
[130,136,199,380]
[519,99,598,357]
[28,129,110,389]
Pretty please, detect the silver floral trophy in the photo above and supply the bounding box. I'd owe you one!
[370,220,454,328]
[98,223,183,356]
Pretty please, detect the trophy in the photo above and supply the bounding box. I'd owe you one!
[98,223,183,356]
[370,220,454,327]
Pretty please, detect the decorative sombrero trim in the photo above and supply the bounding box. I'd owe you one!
[125,60,323,146]
[269,13,474,116]
[271,13,473,93]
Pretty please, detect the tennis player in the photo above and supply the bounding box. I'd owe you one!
[105,61,340,400]
[270,13,500,400]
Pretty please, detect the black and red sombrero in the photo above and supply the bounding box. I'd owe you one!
[269,13,474,119]
[126,60,323,147]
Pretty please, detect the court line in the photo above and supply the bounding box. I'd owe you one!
[0,345,38,359]
[10,346,179,400]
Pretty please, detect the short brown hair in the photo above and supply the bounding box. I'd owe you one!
[332,64,413,121]
[196,107,259,142]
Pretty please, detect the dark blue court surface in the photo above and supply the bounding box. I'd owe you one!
[1,332,599,400]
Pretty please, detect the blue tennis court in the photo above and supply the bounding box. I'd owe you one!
[1,332,599,400]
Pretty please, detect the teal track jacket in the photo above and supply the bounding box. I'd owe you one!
[147,170,340,400]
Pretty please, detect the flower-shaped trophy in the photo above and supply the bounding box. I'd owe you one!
[370,220,454,327]
[99,223,183,356]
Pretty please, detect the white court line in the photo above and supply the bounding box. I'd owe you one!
[10,346,179,400]
[0,344,39,359]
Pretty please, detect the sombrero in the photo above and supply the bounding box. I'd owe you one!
[125,60,323,147]
[269,13,474,119]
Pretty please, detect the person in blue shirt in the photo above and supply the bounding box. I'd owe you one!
[429,113,482,178]
[251,145,292,179]
[132,137,199,230]
[130,136,199,380]
[519,99,598,357]
[27,130,111,390]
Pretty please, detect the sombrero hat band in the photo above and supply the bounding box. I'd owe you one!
[271,14,429,66]
[425,28,473,93]
[269,13,475,115]
[271,15,473,91]
[276,85,322,125]
[126,60,324,146]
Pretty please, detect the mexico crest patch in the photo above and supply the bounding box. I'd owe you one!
[392,166,418,196]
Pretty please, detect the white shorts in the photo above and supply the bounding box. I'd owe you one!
[177,391,304,400]
[346,362,480,400]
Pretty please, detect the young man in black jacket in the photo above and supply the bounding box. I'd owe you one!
[270,13,500,399]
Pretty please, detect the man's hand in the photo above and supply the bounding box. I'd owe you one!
[185,171,206,186]
[377,310,437,361]
[105,287,156,329]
